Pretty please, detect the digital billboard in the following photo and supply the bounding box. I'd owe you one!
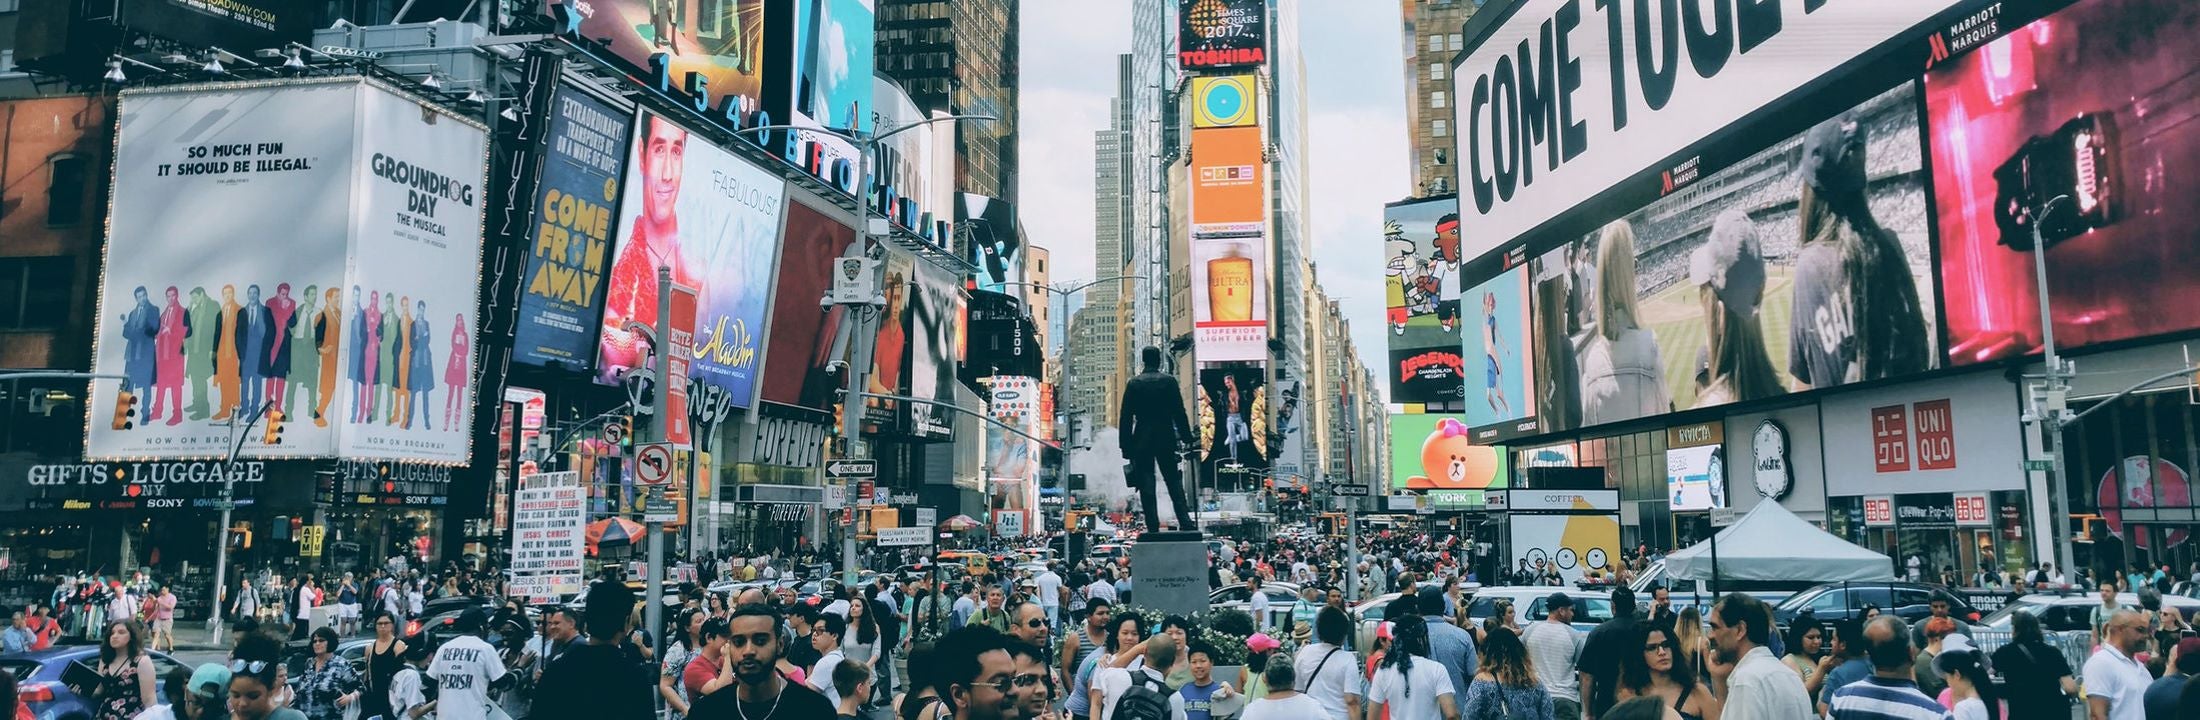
[1387,414,1505,495]
[91,80,486,463]
[1449,0,1966,248]
[774,0,874,184]
[119,0,308,53]
[1178,0,1268,70]
[873,75,953,240]
[984,375,1040,487]
[1463,266,1535,436]
[1190,75,1259,129]
[1382,197,1464,409]
[757,199,858,414]
[1526,83,1938,433]
[1930,0,2200,365]
[598,111,787,408]
[1197,365,1269,486]
[1666,444,1727,511]
[1189,126,1269,362]
[514,87,631,371]
[563,0,766,113]
[962,194,1025,296]
[906,261,965,441]
[862,252,916,432]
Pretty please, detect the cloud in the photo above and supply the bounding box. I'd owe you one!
[1015,3,1131,284]
[1307,107,1409,403]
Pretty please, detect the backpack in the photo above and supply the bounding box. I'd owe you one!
[1113,672,1172,720]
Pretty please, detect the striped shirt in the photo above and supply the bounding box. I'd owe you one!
[1828,676,1953,720]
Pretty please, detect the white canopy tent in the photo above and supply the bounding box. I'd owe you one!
[1664,500,1896,583]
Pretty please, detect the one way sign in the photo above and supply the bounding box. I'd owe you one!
[826,460,877,478]
[1328,483,1370,496]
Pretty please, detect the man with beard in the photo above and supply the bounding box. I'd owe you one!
[530,582,654,720]
[1709,593,1812,719]
[688,604,835,720]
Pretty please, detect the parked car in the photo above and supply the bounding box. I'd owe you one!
[1,646,184,720]
[1968,591,2200,678]
[1462,587,1613,632]
[1209,581,1303,629]
[1772,581,1984,628]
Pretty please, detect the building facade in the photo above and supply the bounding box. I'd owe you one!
[1399,0,1475,196]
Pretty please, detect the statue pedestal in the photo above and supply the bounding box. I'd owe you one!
[1128,530,1207,618]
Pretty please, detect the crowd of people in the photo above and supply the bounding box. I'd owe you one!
[31,533,2200,720]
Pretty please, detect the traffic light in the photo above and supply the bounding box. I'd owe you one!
[619,416,634,450]
[110,389,137,430]
[262,410,285,445]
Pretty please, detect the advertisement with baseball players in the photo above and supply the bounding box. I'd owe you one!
[1930,0,2200,365]
[514,87,631,371]
[1527,83,1938,433]
[1462,266,1534,437]
[90,80,486,463]
[598,111,787,409]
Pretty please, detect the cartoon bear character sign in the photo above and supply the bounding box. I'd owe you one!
[1406,417,1501,490]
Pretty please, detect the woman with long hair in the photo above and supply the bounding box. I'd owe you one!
[844,596,881,679]
[1782,616,1832,699]
[358,611,405,720]
[1239,633,1282,702]
[85,621,155,720]
[290,628,361,720]
[226,635,304,720]
[1578,221,1672,425]
[658,608,706,718]
[1790,112,1931,387]
[1915,616,1958,699]
[1616,623,1720,720]
[1671,607,1708,680]
[1934,637,2002,720]
[1369,615,1460,720]
[1078,613,1146,718]
[1693,210,1783,406]
[895,642,948,720]
[1459,626,1553,720]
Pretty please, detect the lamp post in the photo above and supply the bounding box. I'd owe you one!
[730,114,996,589]
[2026,195,2077,578]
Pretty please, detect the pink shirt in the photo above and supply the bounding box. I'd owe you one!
[154,594,176,621]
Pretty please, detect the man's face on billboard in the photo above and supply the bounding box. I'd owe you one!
[644,117,688,226]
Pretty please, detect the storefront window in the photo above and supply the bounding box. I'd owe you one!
[1828,491,2026,585]
[2065,391,2200,584]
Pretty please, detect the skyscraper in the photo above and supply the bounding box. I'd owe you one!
[1400,0,1477,196]
[876,0,1021,200]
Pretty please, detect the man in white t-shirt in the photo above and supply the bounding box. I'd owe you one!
[1095,636,1183,720]
[1036,564,1065,630]
[1293,610,1364,720]
[1087,569,1120,605]
[1520,593,1584,719]
[2085,609,2153,720]
[1246,576,1273,631]
[806,613,849,707]
[429,609,513,720]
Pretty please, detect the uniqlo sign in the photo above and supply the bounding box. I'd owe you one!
[1863,496,1895,527]
[1953,492,1990,526]
[1912,399,1957,470]
[1871,405,1910,472]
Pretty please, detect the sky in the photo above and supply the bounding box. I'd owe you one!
[1018,1,1409,401]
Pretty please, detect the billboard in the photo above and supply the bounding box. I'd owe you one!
[906,262,965,440]
[1382,197,1464,408]
[1449,0,1964,248]
[775,0,874,183]
[862,252,916,432]
[514,88,631,370]
[984,376,1040,486]
[1190,126,1269,362]
[962,194,1025,296]
[1666,444,1727,512]
[758,199,859,413]
[1197,365,1269,480]
[1178,0,1267,70]
[119,0,308,53]
[873,75,953,238]
[1190,75,1259,129]
[564,0,766,112]
[1510,511,1621,587]
[1931,0,2200,365]
[598,111,787,409]
[91,80,485,463]
[1462,266,1535,435]
[1387,414,1505,494]
[1526,83,1937,433]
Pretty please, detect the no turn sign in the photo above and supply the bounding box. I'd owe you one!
[635,443,674,486]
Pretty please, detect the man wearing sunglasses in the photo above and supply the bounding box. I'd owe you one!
[1008,600,1051,649]
[1003,640,1056,720]
[937,626,1018,720]
[687,604,834,720]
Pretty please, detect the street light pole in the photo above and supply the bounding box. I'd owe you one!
[2027,195,2077,578]
[989,276,1144,558]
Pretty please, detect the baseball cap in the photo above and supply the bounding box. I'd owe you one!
[1545,592,1575,610]
[1798,112,1868,198]
[1689,209,1767,313]
[187,663,232,699]
[1930,634,1981,676]
[1376,621,1395,641]
[1245,633,1281,654]
[453,606,492,632]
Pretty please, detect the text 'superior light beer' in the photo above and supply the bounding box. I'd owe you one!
[1207,243,1254,321]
